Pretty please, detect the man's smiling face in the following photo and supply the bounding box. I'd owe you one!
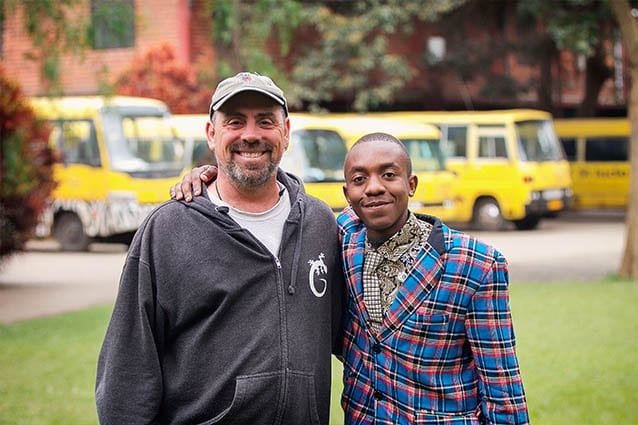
[207,91,289,188]
[343,135,417,245]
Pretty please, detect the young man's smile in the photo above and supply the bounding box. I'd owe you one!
[343,135,417,245]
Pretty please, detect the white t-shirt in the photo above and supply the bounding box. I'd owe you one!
[207,182,291,256]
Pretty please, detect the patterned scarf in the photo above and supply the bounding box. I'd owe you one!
[362,213,433,333]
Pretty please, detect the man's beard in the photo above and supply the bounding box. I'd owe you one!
[220,158,278,189]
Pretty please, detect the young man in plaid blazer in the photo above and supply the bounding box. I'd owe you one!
[171,131,529,424]
[338,132,529,424]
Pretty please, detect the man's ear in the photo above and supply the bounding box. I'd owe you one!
[408,174,418,197]
[342,184,351,205]
[206,121,215,150]
[283,116,291,151]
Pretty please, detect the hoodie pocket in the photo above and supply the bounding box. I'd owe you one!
[199,370,321,425]
[282,371,322,425]
[200,371,280,425]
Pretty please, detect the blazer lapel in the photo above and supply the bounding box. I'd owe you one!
[379,242,445,341]
[343,229,372,327]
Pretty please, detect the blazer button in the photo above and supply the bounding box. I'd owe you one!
[372,343,381,354]
[374,390,384,400]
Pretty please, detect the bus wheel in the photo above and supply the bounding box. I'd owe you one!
[513,215,541,231]
[53,212,91,251]
[472,198,505,231]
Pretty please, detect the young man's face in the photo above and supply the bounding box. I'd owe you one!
[343,139,417,245]
[207,91,290,188]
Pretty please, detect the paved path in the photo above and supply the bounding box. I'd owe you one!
[0,211,628,324]
[0,242,128,323]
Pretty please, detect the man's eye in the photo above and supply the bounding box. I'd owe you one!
[384,172,396,178]
[259,119,276,127]
[226,119,243,127]
[352,176,365,183]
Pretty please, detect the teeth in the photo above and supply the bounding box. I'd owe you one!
[239,152,262,158]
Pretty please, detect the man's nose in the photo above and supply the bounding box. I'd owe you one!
[365,174,385,195]
[241,121,260,142]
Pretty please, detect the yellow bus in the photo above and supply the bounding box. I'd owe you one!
[171,114,216,168]
[323,114,458,221]
[29,96,186,251]
[554,117,629,210]
[173,113,350,214]
[385,110,573,230]
[279,113,350,213]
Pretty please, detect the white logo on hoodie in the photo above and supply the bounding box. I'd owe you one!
[308,253,328,297]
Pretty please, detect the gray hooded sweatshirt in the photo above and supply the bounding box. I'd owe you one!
[96,170,344,425]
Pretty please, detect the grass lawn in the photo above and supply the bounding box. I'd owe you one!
[1,280,636,425]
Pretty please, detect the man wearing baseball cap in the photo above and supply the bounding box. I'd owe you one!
[96,72,344,425]
[209,71,288,118]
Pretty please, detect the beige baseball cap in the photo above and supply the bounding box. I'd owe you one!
[209,72,288,118]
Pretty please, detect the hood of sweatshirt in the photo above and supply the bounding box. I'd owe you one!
[184,168,305,220]
[181,168,308,295]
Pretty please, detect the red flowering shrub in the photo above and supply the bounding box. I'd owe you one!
[115,43,212,114]
[0,67,56,262]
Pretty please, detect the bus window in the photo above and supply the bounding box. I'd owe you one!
[192,141,216,167]
[442,125,467,158]
[561,138,577,161]
[56,120,100,167]
[402,138,445,172]
[292,130,346,182]
[517,120,564,161]
[478,135,507,158]
[103,108,185,176]
[585,137,628,161]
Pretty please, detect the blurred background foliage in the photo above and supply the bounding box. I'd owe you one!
[0,67,56,261]
[114,43,213,114]
[0,0,623,114]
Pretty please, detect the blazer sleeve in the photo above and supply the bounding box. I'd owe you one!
[465,251,530,424]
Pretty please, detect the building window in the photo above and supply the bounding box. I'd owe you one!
[90,0,135,49]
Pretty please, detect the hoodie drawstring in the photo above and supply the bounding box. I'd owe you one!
[287,197,305,295]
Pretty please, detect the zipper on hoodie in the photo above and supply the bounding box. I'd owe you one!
[273,254,290,424]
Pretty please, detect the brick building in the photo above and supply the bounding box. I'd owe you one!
[1,0,214,96]
[0,0,627,115]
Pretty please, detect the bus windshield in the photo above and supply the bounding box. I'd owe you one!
[401,138,446,172]
[516,120,565,162]
[283,129,347,182]
[102,106,185,178]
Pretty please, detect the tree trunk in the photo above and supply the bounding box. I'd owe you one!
[620,65,638,278]
[537,35,556,114]
[576,43,613,117]
[230,0,244,72]
[609,0,638,280]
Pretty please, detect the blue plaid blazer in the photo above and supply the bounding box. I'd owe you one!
[337,207,529,425]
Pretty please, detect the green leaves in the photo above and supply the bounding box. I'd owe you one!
[207,0,466,112]
[0,70,56,260]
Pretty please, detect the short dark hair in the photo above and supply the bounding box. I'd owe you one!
[349,132,412,176]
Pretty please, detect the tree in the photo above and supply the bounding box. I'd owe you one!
[609,0,638,280]
[519,0,617,117]
[0,67,57,262]
[206,0,304,97]
[290,0,468,112]
[114,44,212,114]
[207,0,467,112]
